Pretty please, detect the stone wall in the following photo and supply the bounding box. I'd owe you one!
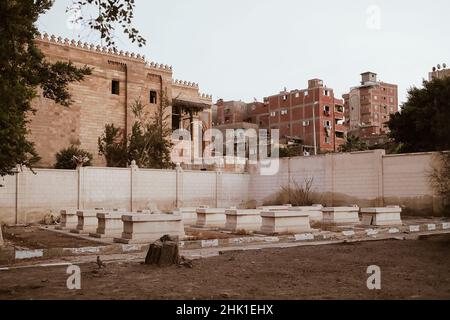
[0,151,444,224]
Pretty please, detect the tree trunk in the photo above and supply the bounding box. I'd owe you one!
[145,235,180,267]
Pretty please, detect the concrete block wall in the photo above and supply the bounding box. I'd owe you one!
[0,150,445,224]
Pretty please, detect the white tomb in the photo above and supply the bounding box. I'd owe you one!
[57,209,79,230]
[288,204,323,223]
[173,207,207,226]
[90,211,126,238]
[322,207,360,225]
[114,213,185,244]
[260,211,312,234]
[195,208,227,228]
[225,209,262,232]
[361,206,402,226]
[71,209,100,234]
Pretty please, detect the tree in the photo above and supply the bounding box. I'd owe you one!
[99,90,174,169]
[430,152,450,216]
[55,145,93,169]
[0,0,145,176]
[388,77,450,153]
[339,135,369,152]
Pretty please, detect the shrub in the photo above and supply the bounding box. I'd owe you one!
[55,145,93,169]
[264,178,316,206]
[430,152,450,216]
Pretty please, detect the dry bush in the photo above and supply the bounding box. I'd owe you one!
[264,178,315,206]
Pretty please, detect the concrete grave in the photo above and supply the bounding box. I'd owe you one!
[195,208,227,228]
[57,209,79,230]
[114,213,185,244]
[288,205,323,223]
[90,211,126,238]
[225,209,262,232]
[322,207,360,225]
[173,207,207,226]
[361,206,402,226]
[71,209,101,234]
[260,211,312,235]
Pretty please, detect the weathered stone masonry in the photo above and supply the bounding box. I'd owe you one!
[30,34,212,167]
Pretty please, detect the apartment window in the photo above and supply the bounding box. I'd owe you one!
[270,111,277,117]
[323,105,331,116]
[281,109,288,115]
[389,97,394,103]
[282,95,288,101]
[150,90,157,104]
[324,120,331,128]
[335,132,345,139]
[295,92,300,98]
[374,95,378,100]
[325,137,331,144]
[324,89,330,96]
[390,106,394,113]
[335,105,344,113]
[302,120,310,127]
[111,80,120,95]
[374,113,379,120]
[304,90,309,97]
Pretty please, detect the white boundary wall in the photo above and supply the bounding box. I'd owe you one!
[0,150,444,224]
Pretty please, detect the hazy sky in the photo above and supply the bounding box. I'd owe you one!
[38,0,450,104]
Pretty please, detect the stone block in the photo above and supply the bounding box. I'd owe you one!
[225,209,262,232]
[260,211,312,235]
[90,211,126,238]
[361,206,402,226]
[173,207,200,226]
[70,209,100,234]
[195,208,227,228]
[288,205,323,222]
[114,213,185,244]
[322,207,360,225]
[58,209,78,230]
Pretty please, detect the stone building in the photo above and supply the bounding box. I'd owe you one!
[343,72,398,146]
[30,34,212,168]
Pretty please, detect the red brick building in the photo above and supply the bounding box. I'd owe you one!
[261,79,346,153]
[343,72,398,146]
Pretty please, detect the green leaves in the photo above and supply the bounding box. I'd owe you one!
[388,77,450,153]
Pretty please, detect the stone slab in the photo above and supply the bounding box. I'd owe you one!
[361,207,402,226]
[260,211,312,234]
[71,209,102,234]
[59,209,79,230]
[257,205,292,211]
[288,205,323,222]
[114,213,185,244]
[225,209,262,232]
[173,207,201,226]
[322,207,360,225]
[90,211,127,238]
[195,208,227,228]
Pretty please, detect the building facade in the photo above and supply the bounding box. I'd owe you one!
[261,79,346,153]
[343,72,398,146]
[30,34,212,168]
[429,66,450,80]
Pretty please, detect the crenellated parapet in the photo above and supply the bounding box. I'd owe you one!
[37,33,172,73]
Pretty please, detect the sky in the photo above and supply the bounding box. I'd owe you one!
[38,0,450,105]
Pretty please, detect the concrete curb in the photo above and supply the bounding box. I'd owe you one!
[2,222,449,263]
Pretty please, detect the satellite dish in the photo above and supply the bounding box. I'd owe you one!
[444,63,447,69]
[432,67,436,72]
[437,64,441,70]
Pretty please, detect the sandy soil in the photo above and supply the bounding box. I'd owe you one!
[3,226,103,249]
[0,234,449,300]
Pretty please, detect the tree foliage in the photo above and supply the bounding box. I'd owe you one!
[430,153,450,216]
[339,135,369,152]
[99,91,174,169]
[0,0,144,176]
[388,77,450,153]
[55,145,93,169]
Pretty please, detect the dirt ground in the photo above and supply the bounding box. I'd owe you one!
[3,226,103,249]
[0,234,449,300]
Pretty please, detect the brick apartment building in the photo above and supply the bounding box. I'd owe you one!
[261,79,346,153]
[30,34,212,167]
[343,72,398,146]
[212,79,346,153]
